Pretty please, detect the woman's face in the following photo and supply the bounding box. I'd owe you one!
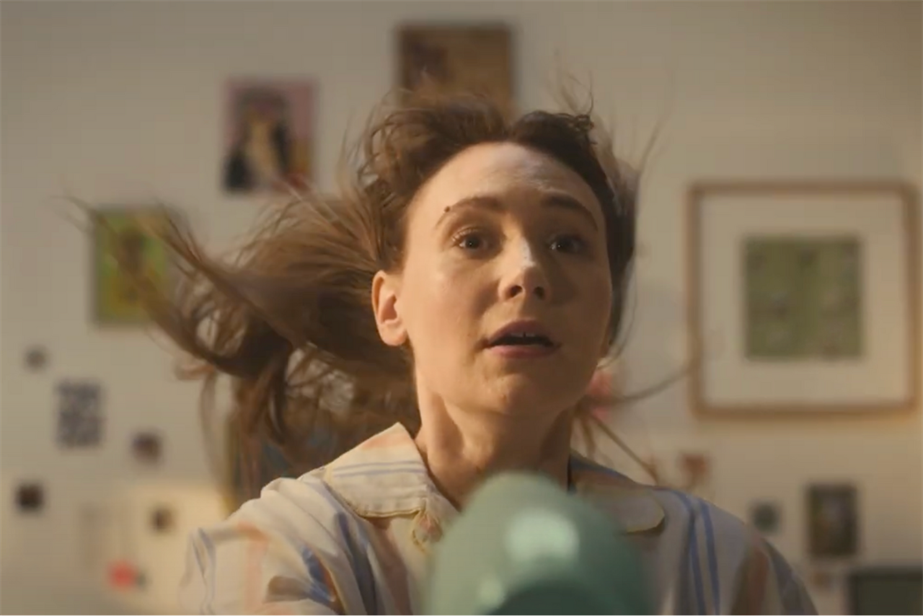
[372,142,613,420]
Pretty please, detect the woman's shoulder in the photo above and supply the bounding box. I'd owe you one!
[570,455,815,614]
[647,488,816,613]
[231,422,428,524]
[570,457,767,567]
[181,455,389,614]
[570,453,754,543]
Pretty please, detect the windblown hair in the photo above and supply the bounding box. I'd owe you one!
[116,86,652,499]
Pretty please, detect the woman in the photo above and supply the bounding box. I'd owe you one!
[140,88,815,614]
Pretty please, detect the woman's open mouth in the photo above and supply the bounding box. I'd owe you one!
[486,321,560,359]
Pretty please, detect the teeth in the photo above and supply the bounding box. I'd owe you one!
[494,332,551,346]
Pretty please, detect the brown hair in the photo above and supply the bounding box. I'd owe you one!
[112,87,653,499]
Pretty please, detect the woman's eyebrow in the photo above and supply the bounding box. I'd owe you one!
[435,193,599,231]
[435,195,503,229]
[542,193,599,231]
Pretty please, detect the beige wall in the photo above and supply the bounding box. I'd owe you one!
[2,1,920,613]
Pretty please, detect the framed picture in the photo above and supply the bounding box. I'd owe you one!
[92,207,176,326]
[131,431,163,464]
[807,483,859,558]
[223,78,315,194]
[57,380,103,448]
[687,181,920,416]
[749,501,782,535]
[847,565,923,614]
[397,24,514,111]
[16,482,45,513]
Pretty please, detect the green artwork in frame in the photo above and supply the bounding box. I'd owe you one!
[744,236,863,360]
[92,208,173,325]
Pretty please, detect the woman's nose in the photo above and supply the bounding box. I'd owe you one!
[501,241,549,301]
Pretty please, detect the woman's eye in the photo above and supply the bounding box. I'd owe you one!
[454,232,487,251]
[550,235,587,254]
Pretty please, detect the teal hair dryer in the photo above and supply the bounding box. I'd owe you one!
[424,473,653,615]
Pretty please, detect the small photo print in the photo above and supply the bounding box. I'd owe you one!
[16,483,45,513]
[223,79,315,194]
[749,501,782,535]
[93,208,174,326]
[807,483,859,558]
[131,431,162,464]
[56,381,103,448]
[150,505,175,533]
[24,346,49,371]
[398,25,513,111]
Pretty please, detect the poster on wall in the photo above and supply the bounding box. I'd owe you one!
[57,380,103,447]
[397,24,514,112]
[92,207,175,326]
[687,181,920,416]
[749,501,782,535]
[131,431,162,464]
[807,483,859,558]
[15,482,45,513]
[223,78,315,195]
[24,345,49,371]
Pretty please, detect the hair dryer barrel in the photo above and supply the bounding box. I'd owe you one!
[425,473,654,615]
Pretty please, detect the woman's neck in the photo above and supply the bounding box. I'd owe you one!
[413,399,573,509]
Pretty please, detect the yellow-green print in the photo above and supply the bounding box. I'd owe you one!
[94,210,170,325]
[744,236,863,360]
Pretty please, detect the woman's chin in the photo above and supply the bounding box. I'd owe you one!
[483,379,584,417]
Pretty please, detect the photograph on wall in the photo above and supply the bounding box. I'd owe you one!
[150,506,175,533]
[56,381,103,448]
[807,484,859,558]
[687,181,920,416]
[131,431,163,464]
[398,25,513,111]
[749,501,782,535]
[223,79,315,194]
[92,208,174,326]
[16,482,45,513]
[24,345,49,371]
[744,236,863,360]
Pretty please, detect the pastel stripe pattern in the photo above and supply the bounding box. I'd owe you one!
[178,423,817,615]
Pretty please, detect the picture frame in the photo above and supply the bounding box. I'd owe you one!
[807,483,859,558]
[397,23,514,112]
[687,181,920,417]
[749,500,782,535]
[847,565,923,614]
[56,380,104,448]
[91,206,177,326]
[16,482,45,513]
[131,431,163,464]
[223,78,315,195]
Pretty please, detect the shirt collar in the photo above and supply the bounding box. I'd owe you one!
[323,423,664,534]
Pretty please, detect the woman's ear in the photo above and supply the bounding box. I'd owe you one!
[371,270,408,347]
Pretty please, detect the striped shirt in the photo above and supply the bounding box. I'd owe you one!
[178,423,817,614]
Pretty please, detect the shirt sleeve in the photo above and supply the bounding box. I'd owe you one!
[177,475,370,615]
[732,532,818,615]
